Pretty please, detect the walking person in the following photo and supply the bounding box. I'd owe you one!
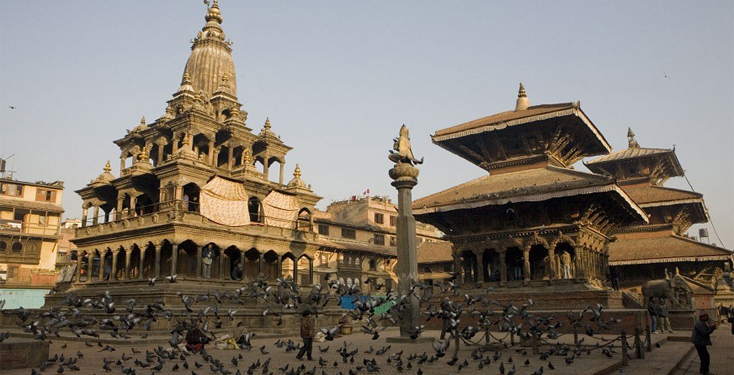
[658,297,675,333]
[296,310,315,360]
[648,298,658,334]
[691,310,717,375]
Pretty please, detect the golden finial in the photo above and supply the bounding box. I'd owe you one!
[103,160,111,173]
[140,116,146,126]
[182,70,191,84]
[294,164,302,179]
[264,117,271,130]
[514,82,530,111]
[205,0,223,24]
[241,148,252,165]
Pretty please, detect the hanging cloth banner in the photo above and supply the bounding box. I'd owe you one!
[199,176,250,226]
[262,190,299,229]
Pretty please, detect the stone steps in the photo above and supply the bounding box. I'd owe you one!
[611,335,694,375]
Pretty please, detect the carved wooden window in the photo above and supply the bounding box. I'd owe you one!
[0,241,6,252]
[369,259,377,271]
[389,216,397,226]
[11,241,23,253]
[0,183,23,197]
[318,224,330,236]
[36,189,56,203]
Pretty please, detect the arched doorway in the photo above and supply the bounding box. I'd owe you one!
[528,244,549,280]
[505,247,524,281]
[484,249,501,282]
[224,246,241,280]
[177,240,199,277]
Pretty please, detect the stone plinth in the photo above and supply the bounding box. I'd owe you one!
[0,338,49,369]
[668,308,696,330]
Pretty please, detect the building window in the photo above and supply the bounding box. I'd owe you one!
[389,236,396,247]
[389,216,396,226]
[369,259,377,271]
[354,277,360,285]
[320,254,328,267]
[318,224,330,236]
[0,183,23,197]
[338,254,344,263]
[36,189,57,203]
[341,228,356,239]
[11,242,23,252]
[0,241,6,252]
[374,213,384,224]
[374,234,385,246]
[354,256,360,266]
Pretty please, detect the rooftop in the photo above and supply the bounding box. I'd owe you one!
[609,235,733,266]
[417,241,453,264]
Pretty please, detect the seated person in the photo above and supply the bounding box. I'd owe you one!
[185,323,210,353]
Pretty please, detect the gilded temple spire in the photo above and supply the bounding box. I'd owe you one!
[103,160,111,173]
[514,82,530,111]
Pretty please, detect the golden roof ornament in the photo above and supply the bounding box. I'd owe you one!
[514,82,530,111]
[287,164,309,189]
[264,117,271,130]
[103,160,111,173]
[627,127,640,148]
[204,0,223,24]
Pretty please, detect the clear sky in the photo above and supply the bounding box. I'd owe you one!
[1,1,732,247]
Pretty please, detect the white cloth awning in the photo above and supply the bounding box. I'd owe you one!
[199,176,250,227]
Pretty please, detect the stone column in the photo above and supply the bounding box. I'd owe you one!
[129,195,137,217]
[98,253,105,281]
[259,253,265,275]
[196,246,203,279]
[213,146,221,167]
[111,251,118,281]
[452,254,462,284]
[279,162,285,185]
[574,245,584,279]
[293,258,299,284]
[170,243,178,277]
[389,158,420,339]
[240,251,246,281]
[172,134,180,154]
[87,254,94,282]
[276,256,282,279]
[116,197,124,220]
[75,254,83,283]
[523,248,531,282]
[475,251,485,284]
[81,205,88,227]
[227,147,234,170]
[264,157,270,180]
[119,156,126,174]
[220,251,226,280]
[499,251,507,286]
[154,247,161,278]
[138,250,145,279]
[92,205,100,225]
[308,257,314,286]
[124,250,131,280]
[208,140,215,165]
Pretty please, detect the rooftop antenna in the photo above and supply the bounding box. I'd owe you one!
[0,154,15,179]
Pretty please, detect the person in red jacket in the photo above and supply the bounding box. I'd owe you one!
[296,310,315,360]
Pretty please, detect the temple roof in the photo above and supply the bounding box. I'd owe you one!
[624,185,704,207]
[182,0,237,99]
[609,235,733,266]
[432,101,610,152]
[321,239,397,257]
[585,129,684,178]
[413,165,646,221]
[417,241,453,264]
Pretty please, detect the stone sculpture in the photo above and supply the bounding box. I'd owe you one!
[641,274,692,308]
[389,124,423,165]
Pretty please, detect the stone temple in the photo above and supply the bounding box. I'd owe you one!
[45,1,333,329]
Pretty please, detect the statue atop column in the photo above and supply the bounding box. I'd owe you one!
[389,124,424,165]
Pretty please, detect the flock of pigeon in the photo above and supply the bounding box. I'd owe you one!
[0,271,629,375]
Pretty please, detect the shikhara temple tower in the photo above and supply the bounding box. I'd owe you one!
[586,129,733,305]
[48,1,326,315]
[414,84,648,308]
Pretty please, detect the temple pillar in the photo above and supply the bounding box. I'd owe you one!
[81,205,88,228]
[220,250,226,280]
[259,253,265,275]
[116,197,124,220]
[276,255,282,279]
[264,158,270,180]
[124,250,131,280]
[208,140,215,165]
[574,245,584,279]
[98,253,105,281]
[499,251,507,286]
[227,147,234,169]
[170,243,178,277]
[129,195,137,217]
[523,248,531,282]
[213,147,221,167]
[196,246,203,279]
[279,162,285,185]
[172,134,180,153]
[119,156,126,174]
[154,247,161,278]
[475,251,485,284]
[87,254,94,282]
[92,205,100,225]
[74,254,83,283]
[240,250,246,281]
[111,251,118,281]
[308,257,314,286]
[138,249,144,279]
[293,258,299,284]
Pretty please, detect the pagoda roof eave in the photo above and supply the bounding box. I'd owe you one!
[585,147,685,177]
[609,235,733,266]
[431,103,612,155]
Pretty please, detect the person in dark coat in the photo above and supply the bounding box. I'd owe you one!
[296,310,315,360]
[691,310,717,375]
[185,323,210,353]
[648,298,658,334]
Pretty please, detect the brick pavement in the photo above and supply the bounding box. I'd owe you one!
[3,328,639,375]
[674,324,734,375]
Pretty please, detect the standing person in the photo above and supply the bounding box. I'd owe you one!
[658,297,674,333]
[691,310,717,375]
[296,310,315,360]
[561,250,572,279]
[648,298,658,334]
[202,245,213,279]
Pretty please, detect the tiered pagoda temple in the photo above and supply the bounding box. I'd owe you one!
[47,1,326,313]
[586,129,733,304]
[413,85,648,308]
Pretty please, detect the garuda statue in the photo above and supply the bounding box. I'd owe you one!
[389,124,424,165]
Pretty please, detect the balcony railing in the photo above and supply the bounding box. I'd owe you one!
[0,219,60,236]
[77,199,317,241]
